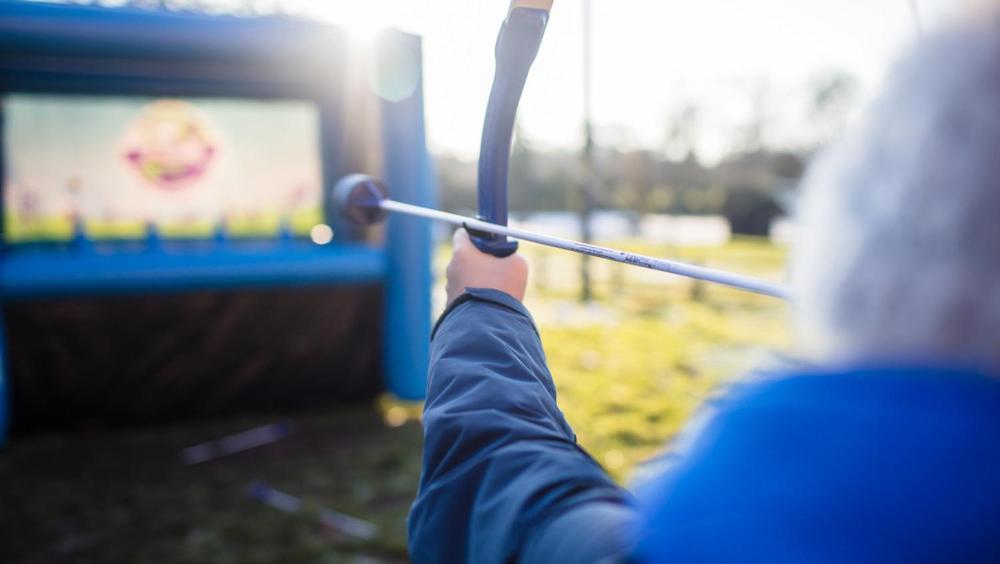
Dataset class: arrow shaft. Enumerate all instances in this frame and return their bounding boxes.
[378,199,791,300]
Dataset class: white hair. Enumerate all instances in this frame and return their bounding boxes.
[792,14,1000,366]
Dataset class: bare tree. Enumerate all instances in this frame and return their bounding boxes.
[663,103,700,162]
[808,70,859,147]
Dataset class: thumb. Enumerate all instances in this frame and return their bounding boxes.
[453,227,473,250]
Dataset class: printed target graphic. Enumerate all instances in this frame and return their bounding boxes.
[121,99,219,190]
[3,94,324,241]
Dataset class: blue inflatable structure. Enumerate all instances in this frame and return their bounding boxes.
[0,1,436,445]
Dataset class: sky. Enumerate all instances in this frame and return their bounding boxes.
[291,0,969,163]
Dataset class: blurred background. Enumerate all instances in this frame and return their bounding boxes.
[0,0,968,562]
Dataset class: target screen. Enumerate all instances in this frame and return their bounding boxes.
[3,94,324,242]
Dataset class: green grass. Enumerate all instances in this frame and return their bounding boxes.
[0,237,789,562]
[512,237,791,480]
[0,408,422,563]
[0,408,420,563]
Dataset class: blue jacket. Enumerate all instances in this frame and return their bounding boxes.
[408,289,1000,563]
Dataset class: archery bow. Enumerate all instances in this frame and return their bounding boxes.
[468,0,554,257]
[332,0,791,300]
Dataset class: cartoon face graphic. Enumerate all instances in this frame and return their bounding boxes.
[121,100,217,190]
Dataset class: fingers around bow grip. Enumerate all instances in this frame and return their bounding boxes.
[467,226,519,258]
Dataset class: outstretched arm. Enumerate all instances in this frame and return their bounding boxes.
[408,230,638,564]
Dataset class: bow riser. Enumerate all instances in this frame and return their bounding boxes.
[470,4,551,257]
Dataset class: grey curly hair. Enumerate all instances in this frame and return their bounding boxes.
[792,13,1000,366]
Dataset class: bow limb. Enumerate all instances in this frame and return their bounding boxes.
[470,0,553,257]
[510,0,554,11]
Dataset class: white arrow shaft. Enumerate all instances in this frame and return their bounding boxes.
[378,199,791,300]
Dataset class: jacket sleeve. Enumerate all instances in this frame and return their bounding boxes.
[408,288,639,564]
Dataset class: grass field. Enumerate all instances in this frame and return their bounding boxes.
[518,238,791,481]
[0,237,790,563]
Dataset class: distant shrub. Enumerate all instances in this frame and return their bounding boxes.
[722,189,783,236]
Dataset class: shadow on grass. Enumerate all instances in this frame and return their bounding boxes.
[0,406,422,564]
